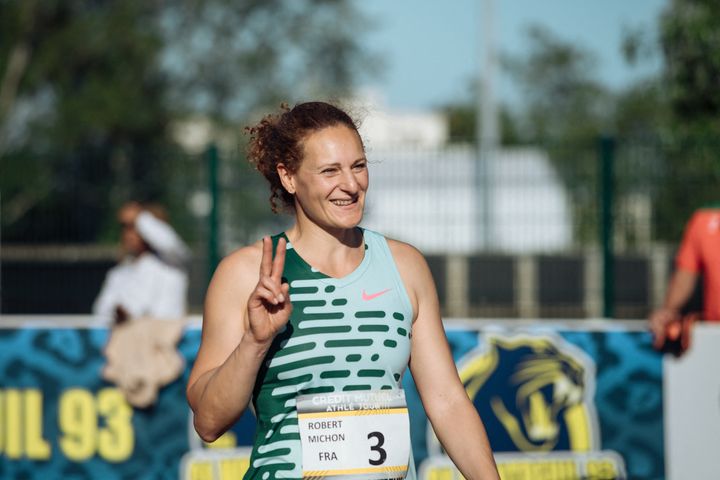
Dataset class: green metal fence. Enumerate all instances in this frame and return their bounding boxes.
[1,136,717,317]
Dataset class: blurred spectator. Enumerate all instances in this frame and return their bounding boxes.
[649,207,720,354]
[93,201,191,323]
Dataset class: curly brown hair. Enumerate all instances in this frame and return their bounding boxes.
[246,101,361,213]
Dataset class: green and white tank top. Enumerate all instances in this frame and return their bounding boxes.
[244,228,416,480]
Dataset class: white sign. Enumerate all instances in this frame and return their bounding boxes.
[664,323,720,480]
[297,390,410,479]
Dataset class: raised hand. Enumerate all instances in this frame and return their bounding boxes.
[245,237,292,344]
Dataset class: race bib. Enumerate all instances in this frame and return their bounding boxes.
[296,390,411,479]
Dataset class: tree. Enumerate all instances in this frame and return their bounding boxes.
[442,98,522,145]
[653,0,720,241]
[0,0,376,243]
[1,1,171,242]
[499,26,616,245]
[159,0,378,123]
[661,0,720,127]
[503,26,613,144]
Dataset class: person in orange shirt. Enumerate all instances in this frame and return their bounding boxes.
[649,207,720,353]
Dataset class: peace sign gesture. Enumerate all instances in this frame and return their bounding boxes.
[246,237,293,344]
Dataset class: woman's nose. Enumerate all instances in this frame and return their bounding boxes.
[339,169,359,191]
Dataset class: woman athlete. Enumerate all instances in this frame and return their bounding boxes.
[186,101,499,480]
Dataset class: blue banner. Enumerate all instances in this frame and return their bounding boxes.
[0,321,663,480]
[414,326,663,480]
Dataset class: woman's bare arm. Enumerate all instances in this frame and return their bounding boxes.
[186,237,291,441]
[389,241,499,480]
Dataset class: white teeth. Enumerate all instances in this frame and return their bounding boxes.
[331,199,353,206]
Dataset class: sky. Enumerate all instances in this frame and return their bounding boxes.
[356,0,669,112]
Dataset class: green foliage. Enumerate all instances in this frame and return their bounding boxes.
[653,136,720,242]
[0,0,374,243]
[2,2,167,148]
[159,0,377,122]
[661,0,720,125]
[652,0,720,241]
[490,17,720,247]
[0,1,169,242]
[500,26,617,245]
[504,26,614,145]
[443,103,521,145]
[613,81,670,138]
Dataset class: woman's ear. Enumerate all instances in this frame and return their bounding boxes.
[277,163,295,195]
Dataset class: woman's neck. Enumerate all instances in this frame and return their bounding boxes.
[285,223,364,278]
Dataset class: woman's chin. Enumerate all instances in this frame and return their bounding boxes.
[330,212,364,230]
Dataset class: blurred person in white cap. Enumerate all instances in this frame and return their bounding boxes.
[94,200,192,408]
[93,200,191,324]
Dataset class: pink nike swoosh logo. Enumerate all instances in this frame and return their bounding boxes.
[362,288,392,301]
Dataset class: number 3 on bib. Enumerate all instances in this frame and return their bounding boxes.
[297,390,411,479]
[367,431,387,466]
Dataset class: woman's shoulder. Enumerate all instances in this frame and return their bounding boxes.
[211,238,266,288]
[383,236,425,263]
[223,239,264,265]
[383,236,433,290]
[381,235,436,313]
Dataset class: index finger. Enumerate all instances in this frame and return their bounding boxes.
[260,236,273,277]
[272,237,287,282]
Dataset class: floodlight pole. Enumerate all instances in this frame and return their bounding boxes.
[476,0,498,251]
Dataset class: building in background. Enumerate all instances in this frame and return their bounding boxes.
[357,98,572,254]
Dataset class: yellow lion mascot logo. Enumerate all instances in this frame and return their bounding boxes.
[435,333,599,454]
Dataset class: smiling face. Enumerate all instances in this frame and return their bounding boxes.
[278,125,368,233]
